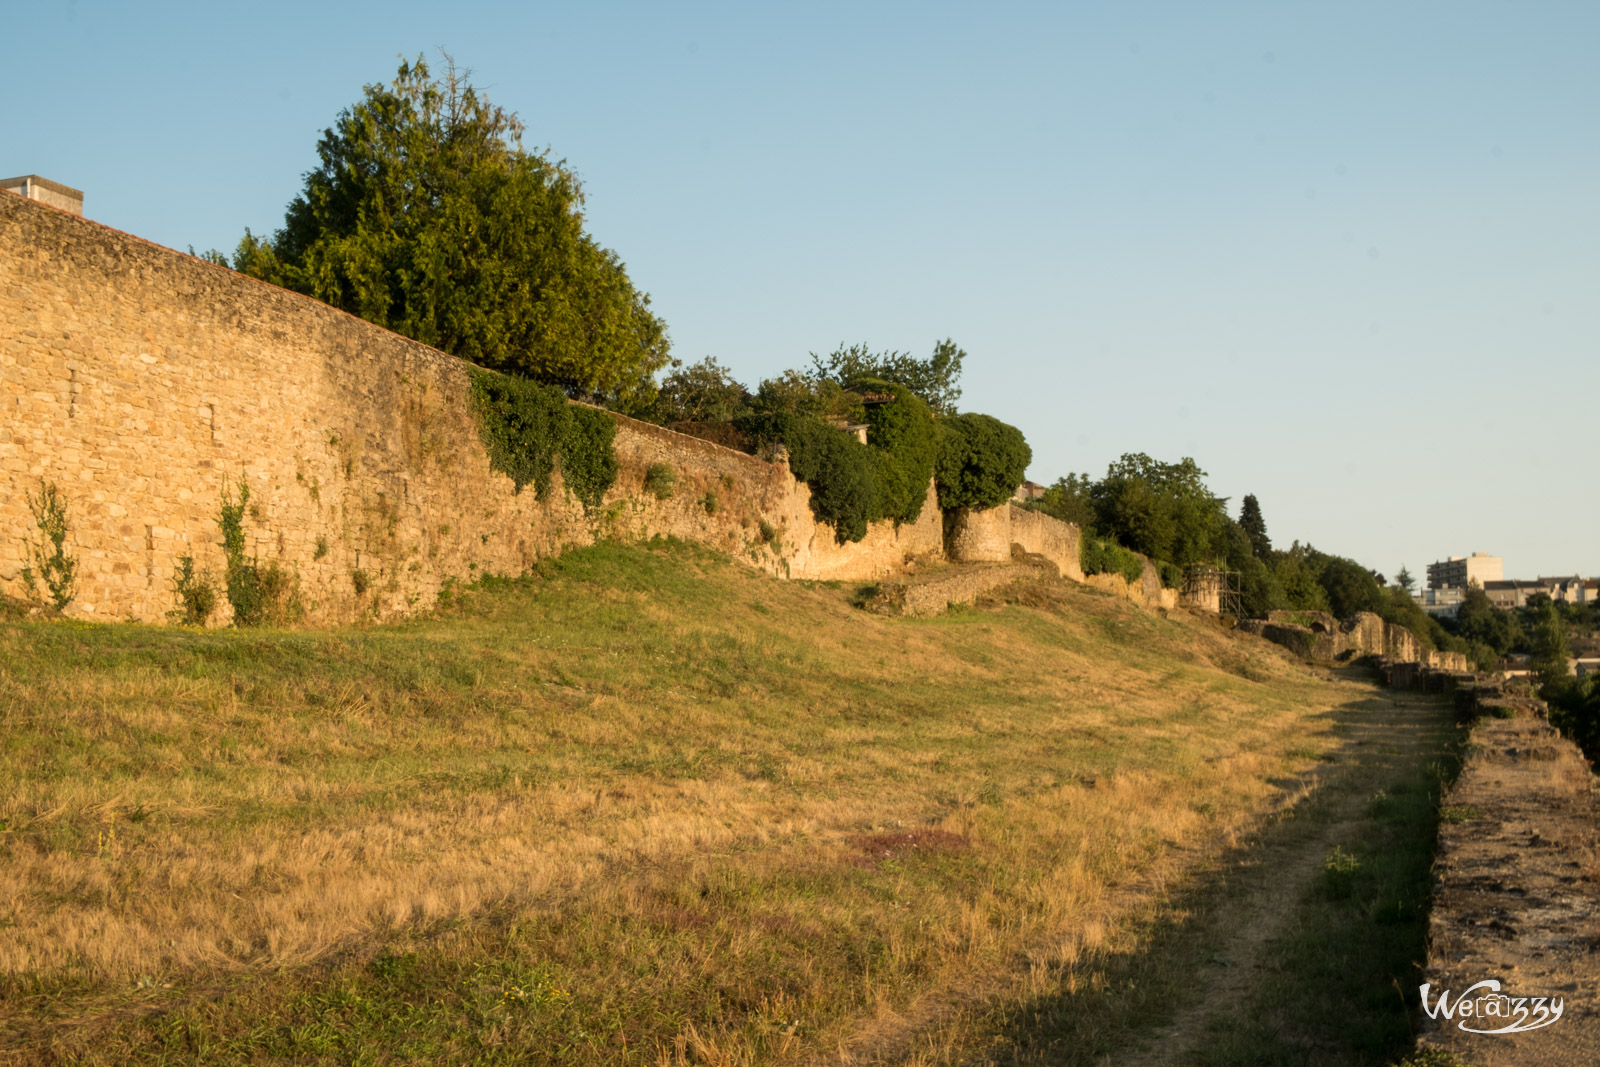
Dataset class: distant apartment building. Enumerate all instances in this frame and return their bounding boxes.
[1484,576,1600,611]
[1427,553,1503,590]
[1416,586,1469,618]
[0,175,83,215]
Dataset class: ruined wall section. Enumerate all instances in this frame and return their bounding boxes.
[952,502,1178,611]
[0,194,929,622]
[1238,611,1471,672]
[1004,504,1084,582]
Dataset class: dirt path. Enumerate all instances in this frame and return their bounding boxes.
[823,669,1461,1066]
[1113,674,1451,1065]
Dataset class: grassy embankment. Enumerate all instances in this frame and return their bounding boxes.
[0,540,1453,1064]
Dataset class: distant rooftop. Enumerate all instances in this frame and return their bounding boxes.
[1,174,83,216]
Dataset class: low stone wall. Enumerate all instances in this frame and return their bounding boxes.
[866,561,1043,618]
[945,502,1179,612]
[1239,611,1469,672]
[1414,701,1599,1064]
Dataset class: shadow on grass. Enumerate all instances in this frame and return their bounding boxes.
[961,678,1465,1067]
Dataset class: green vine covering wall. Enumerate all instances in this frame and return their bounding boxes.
[852,377,936,525]
[468,370,619,508]
[736,411,879,543]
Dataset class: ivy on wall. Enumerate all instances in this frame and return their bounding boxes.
[736,411,879,543]
[467,369,618,509]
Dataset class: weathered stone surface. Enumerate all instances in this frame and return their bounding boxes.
[1416,707,1600,1067]
[1006,504,1083,581]
[1240,611,1470,672]
[866,562,1041,618]
[0,194,936,622]
[943,505,1011,563]
[0,193,1190,624]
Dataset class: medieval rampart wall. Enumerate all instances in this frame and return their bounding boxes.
[1,192,1189,623]
[0,193,939,623]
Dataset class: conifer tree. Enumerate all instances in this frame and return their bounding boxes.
[234,55,669,408]
[1238,493,1271,558]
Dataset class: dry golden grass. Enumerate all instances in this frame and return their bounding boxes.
[0,540,1367,1064]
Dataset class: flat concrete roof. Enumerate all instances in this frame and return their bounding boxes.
[0,174,85,200]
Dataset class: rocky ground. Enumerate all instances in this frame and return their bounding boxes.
[1418,709,1600,1066]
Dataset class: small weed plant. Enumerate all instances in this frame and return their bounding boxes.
[644,463,677,499]
[20,478,77,610]
[218,479,300,626]
[167,555,218,625]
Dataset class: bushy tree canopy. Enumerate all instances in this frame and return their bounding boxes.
[933,413,1031,510]
[855,379,937,524]
[647,357,750,424]
[1089,454,1225,569]
[736,412,879,543]
[235,56,669,407]
[809,340,966,415]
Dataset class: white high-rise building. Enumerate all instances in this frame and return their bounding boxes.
[1427,553,1503,590]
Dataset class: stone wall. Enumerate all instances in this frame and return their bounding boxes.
[0,191,1195,625]
[1411,694,1599,1064]
[0,193,935,623]
[943,505,1012,564]
[1238,611,1471,672]
[1005,504,1084,582]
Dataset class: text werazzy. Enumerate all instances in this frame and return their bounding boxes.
[1420,980,1565,1035]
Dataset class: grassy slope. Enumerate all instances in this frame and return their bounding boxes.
[0,540,1407,1064]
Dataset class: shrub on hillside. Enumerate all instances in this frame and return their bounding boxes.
[934,413,1031,511]
[1081,537,1146,586]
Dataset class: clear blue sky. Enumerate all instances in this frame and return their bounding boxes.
[8,1,1597,580]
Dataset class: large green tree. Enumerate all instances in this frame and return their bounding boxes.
[647,357,750,424]
[235,56,669,407]
[1529,598,1573,687]
[1025,473,1096,531]
[1090,454,1225,568]
[1394,565,1416,594]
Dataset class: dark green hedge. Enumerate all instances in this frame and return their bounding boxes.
[853,377,936,524]
[934,413,1031,511]
[735,382,940,544]
[468,370,618,508]
[1081,537,1147,586]
[737,412,880,543]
